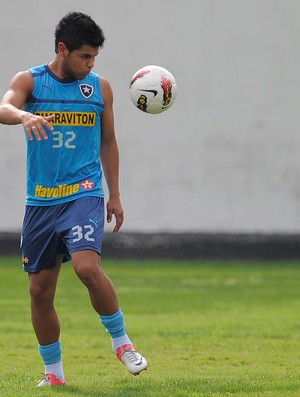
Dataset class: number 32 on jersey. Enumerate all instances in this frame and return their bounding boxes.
[52,130,76,149]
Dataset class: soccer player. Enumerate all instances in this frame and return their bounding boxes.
[0,12,147,387]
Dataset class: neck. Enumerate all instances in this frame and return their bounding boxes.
[47,60,76,82]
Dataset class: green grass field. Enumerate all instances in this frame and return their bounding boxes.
[0,257,300,396]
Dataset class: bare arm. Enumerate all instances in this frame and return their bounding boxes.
[100,77,124,233]
[0,71,54,140]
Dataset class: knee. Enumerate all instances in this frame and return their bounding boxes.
[72,252,106,288]
[29,281,54,304]
[74,263,103,287]
[29,283,44,300]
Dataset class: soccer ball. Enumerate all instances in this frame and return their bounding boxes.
[129,65,177,114]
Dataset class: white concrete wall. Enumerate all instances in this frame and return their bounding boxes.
[0,0,299,233]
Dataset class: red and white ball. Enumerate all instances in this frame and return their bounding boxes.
[129,65,177,114]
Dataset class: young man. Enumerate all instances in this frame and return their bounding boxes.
[0,12,147,387]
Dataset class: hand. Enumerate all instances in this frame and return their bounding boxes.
[21,113,55,141]
[106,196,124,233]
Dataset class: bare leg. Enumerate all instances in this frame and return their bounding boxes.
[71,250,148,375]
[29,259,62,345]
[71,250,119,315]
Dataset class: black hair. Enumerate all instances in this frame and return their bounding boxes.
[55,12,105,53]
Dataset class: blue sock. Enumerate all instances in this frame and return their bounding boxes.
[38,340,64,380]
[38,340,62,365]
[100,308,126,338]
[100,308,132,352]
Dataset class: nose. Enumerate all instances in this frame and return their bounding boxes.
[87,57,95,69]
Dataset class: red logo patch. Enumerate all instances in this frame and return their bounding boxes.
[81,180,95,190]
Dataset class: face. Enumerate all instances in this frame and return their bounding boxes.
[59,43,99,80]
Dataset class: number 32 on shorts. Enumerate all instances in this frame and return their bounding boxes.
[72,225,95,242]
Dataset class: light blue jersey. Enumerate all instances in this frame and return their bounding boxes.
[24,64,105,206]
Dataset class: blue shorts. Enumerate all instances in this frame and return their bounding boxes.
[21,196,104,273]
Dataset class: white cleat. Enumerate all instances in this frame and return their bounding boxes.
[116,344,148,375]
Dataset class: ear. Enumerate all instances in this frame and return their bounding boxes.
[57,42,69,57]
